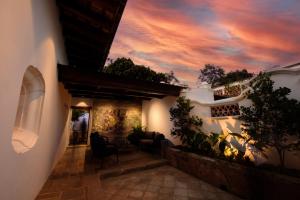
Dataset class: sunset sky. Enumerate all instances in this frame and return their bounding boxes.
[108,0,300,85]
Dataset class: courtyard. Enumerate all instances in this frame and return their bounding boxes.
[36,147,241,200]
[1,0,300,199]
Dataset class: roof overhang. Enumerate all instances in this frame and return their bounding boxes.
[58,64,184,100]
[57,0,127,71]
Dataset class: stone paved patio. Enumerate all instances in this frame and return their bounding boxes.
[36,147,242,200]
[99,166,242,200]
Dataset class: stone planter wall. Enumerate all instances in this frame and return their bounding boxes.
[165,147,300,200]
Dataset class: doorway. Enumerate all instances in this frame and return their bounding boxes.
[69,107,90,145]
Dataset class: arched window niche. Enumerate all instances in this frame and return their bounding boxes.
[12,66,45,154]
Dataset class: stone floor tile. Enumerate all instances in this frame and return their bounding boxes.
[126,197,142,200]
[103,187,117,195]
[110,194,129,200]
[188,198,204,200]
[124,183,138,190]
[143,191,158,199]
[174,195,189,200]
[61,187,86,200]
[164,180,176,188]
[134,184,148,191]
[159,187,174,195]
[36,147,242,200]
[117,189,132,197]
[149,178,163,186]
[85,186,104,200]
[201,191,218,200]
[216,192,242,200]
[129,190,144,198]
[157,194,174,200]
[35,192,61,200]
[146,185,160,192]
[138,177,152,184]
[175,181,187,189]
[82,174,100,187]
[187,189,202,198]
[174,188,188,197]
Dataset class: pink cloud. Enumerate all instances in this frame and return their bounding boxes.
[109,0,300,85]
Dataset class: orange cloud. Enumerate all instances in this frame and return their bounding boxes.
[109,0,300,85]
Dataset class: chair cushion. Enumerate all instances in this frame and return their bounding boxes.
[153,133,165,146]
[144,132,155,139]
[140,139,153,145]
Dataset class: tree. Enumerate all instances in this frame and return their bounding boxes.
[103,57,179,84]
[164,70,180,84]
[218,69,253,86]
[198,65,254,87]
[170,96,203,146]
[198,64,225,85]
[239,73,300,170]
[169,96,216,155]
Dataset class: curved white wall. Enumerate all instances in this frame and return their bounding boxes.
[185,66,300,169]
[270,71,300,101]
[0,0,71,199]
[142,65,300,169]
[12,66,46,154]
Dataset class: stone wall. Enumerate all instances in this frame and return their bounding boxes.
[165,147,300,200]
[92,99,142,137]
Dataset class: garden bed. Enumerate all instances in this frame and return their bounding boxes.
[165,147,300,200]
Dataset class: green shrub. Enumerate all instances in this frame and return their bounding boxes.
[127,125,145,145]
[170,96,215,155]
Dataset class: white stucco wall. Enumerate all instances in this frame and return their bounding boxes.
[185,67,300,169]
[0,0,71,199]
[185,84,214,103]
[142,96,181,145]
[188,68,300,136]
[268,68,300,169]
[186,85,251,134]
[143,66,300,169]
[270,71,300,101]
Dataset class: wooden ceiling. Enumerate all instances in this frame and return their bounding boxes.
[58,64,184,100]
[57,0,127,71]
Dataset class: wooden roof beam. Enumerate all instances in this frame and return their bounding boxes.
[58,64,184,97]
[65,84,168,97]
[67,55,101,68]
[64,38,103,53]
[57,0,113,32]
[72,93,151,101]
[68,89,166,99]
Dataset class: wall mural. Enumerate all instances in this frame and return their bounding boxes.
[92,100,142,137]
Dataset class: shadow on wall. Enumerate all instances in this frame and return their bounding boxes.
[191,101,242,134]
[49,83,71,169]
[30,0,69,168]
[31,0,67,64]
[203,113,300,169]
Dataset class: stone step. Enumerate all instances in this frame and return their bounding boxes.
[99,159,168,179]
[118,145,138,154]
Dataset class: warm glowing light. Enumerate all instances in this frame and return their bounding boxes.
[76,101,89,107]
